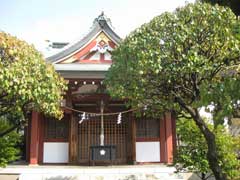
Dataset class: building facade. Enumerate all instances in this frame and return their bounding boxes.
[27,13,176,165]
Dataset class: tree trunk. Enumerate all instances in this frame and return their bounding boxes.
[201,173,205,180]
[175,97,227,180]
[175,95,227,180]
[192,110,227,180]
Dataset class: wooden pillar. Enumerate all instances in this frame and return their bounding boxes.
[126,112,136,164]
[66,87,78,164]
[160,116,166,163]
[69,114,78,164]
[131,115,136,164]
[165,112,173,164]
[126,114,132,164]
[171,113,177,157]
[65,87,72,108]
[38,115,44,164]
[29,111,40,165]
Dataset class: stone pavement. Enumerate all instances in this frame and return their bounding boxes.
[0,165,198,180]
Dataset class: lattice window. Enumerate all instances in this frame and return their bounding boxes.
[45,116,69,141]
[136,117,160,138]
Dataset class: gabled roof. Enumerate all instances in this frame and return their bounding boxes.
[46,12,121,64]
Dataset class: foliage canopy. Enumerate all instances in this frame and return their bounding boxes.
[0,32,67,123]
[106,2,240,180]
[201,0,240,16]
[106,3,240,112]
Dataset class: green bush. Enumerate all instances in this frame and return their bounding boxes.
[0,118,21,167]
[175,118,240,180]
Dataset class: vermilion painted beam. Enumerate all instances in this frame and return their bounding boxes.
[74,41,97,60]
[38,115,44,164]
[59,40,97,64]
[29,111,39,165]
[165,112,173,164]
[172,114,177,157]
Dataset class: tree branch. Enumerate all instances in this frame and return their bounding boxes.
[0,122,21,137]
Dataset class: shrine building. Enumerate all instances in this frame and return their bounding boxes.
[27,13,176,166]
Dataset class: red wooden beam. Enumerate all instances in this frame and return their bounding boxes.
[29,111,40,165]
[165,112,173,164]
[74,41,97,60]
[172,113,177,158]
[38,115,44,164]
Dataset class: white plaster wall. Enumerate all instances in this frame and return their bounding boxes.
[43,142,69,163]
[136,142,160,162]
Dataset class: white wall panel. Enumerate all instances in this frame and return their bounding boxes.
[43,142,69,163]
[136,142,160,162]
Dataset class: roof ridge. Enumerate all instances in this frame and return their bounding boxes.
[91,12,113,29]
[46,12,121,63]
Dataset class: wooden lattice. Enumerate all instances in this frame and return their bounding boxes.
[44,117,69,141]
[136,117,160,138]
[78,114,128,164]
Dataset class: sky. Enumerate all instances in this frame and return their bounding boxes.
[0,0,195,56]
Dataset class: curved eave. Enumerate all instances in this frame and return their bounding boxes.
[54,64,111,79]
[46,22,121,64]
[54,63,111,71]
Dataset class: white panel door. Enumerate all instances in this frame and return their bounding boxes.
[136,142,160,162]
[43,142,69,163]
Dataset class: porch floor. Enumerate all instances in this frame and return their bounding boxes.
[0,164,198,180]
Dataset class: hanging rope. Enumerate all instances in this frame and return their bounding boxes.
[63,106,141,116]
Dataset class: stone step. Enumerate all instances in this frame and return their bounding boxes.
[0,165,187,180]
[18,173,184,180]
[0,174,19,180]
